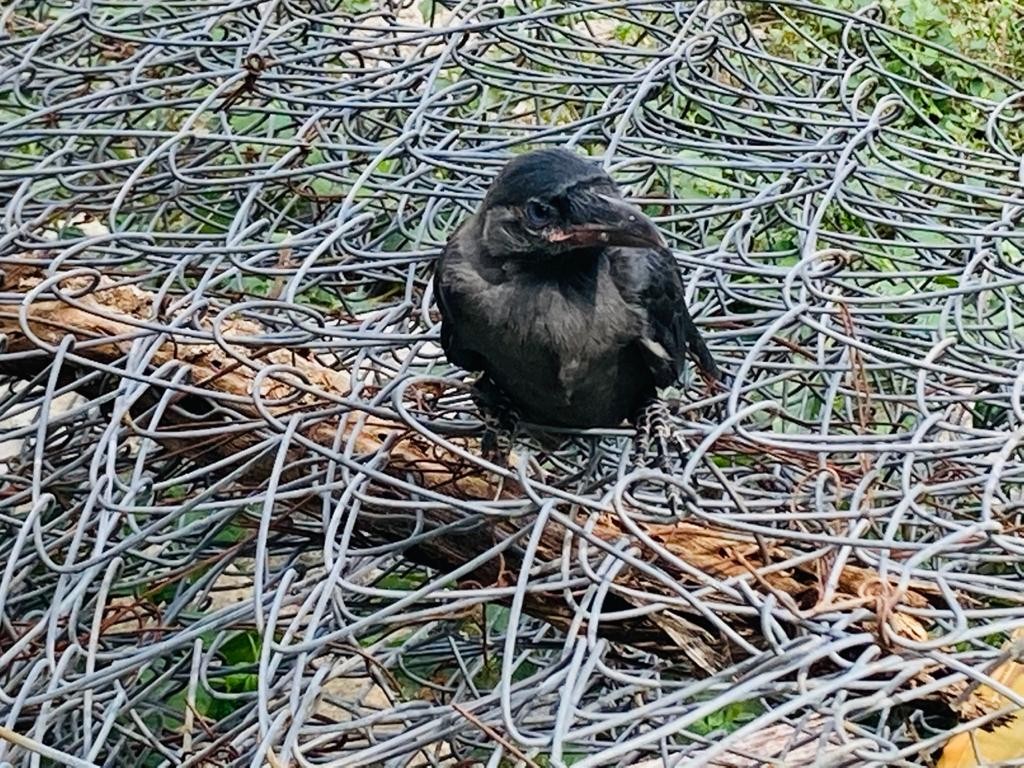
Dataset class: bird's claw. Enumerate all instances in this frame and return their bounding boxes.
[480,416,515,465]
[472,377,522,465]
[634,400,696,515]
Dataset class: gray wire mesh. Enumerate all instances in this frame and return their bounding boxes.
[2,0,1024,766]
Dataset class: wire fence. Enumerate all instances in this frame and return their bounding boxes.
[2,0,1024,765]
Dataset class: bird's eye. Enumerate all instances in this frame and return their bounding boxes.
[524,200,555,228]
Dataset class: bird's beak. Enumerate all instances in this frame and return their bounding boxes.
[546,195,665,250]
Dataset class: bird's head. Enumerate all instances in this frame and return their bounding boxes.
[477,148,665,262]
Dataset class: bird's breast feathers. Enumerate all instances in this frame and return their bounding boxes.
[453,258,637,347]
[444,255,642,403]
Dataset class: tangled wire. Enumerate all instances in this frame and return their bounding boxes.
[2,1,1024,766]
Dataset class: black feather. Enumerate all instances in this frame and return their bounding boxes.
[483,148,607,208]
[632,247,719,386]
[433,236,486,373]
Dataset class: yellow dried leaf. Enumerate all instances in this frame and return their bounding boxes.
[938,629,1024,768]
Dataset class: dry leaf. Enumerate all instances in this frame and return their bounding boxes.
[938,628,1024,768]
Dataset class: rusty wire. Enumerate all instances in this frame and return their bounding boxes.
[2,0,1024,766]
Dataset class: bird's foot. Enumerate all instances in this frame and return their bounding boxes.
[635,399,685,465]
[472,377,521,465]
[633,399,694,515]
[480,413,515,465]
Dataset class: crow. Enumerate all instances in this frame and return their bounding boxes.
[434,147,719,460]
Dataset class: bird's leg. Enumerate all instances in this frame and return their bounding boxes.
[471,377,520,465]
[633,399,693,515]
[635,398,683,471]
[480,412,515,465]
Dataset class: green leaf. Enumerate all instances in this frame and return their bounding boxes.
[672,151,729,198]
[907,228,954,247]
[614,22,639,42]
[1002,241,1023,265]
[298,286,344,310]
[218,672,259,693]
[218,630,262,665]
[239,275,272,296]
[689,700,765,736]
[166,485,188,500]
[309,175,339,197]
[341,0,375,13]
[486,604,512,633]
[213,522,247,544]
[376,569,428,591]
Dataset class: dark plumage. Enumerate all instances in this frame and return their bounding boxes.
[434,147,718,436]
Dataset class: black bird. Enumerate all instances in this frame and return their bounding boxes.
[434,147,719,456]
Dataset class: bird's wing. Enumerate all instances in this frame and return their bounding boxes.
[433,233,487,372]
[626,248,719,388]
